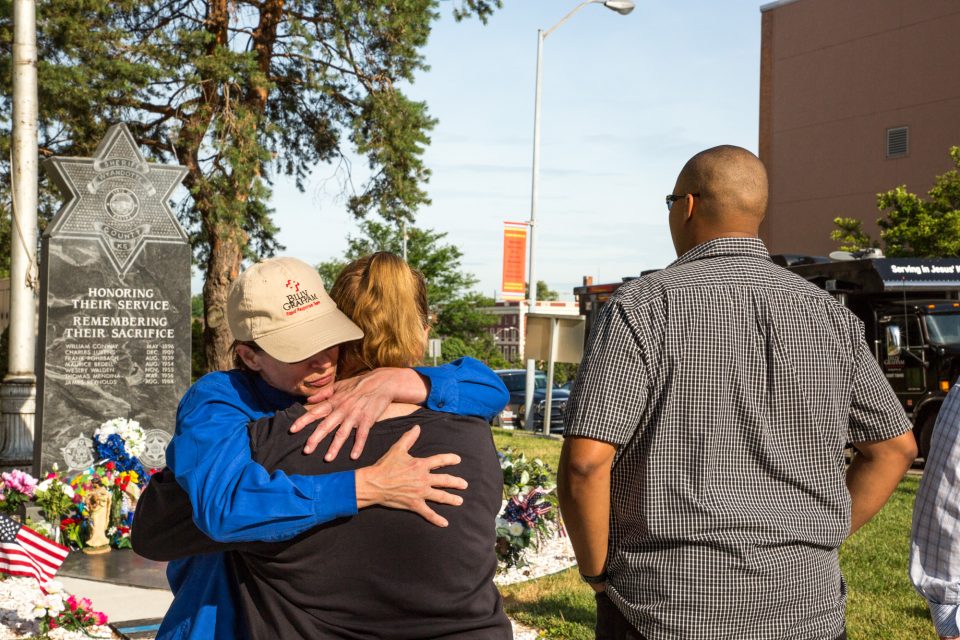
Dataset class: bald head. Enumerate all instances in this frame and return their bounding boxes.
[669,145,769,255]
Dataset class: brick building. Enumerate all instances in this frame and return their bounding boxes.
[481,300,579,362]
[759,0,960,256]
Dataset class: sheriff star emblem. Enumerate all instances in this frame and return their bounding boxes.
[44,124,188,278]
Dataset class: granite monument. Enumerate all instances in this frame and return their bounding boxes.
[34,124,190,474]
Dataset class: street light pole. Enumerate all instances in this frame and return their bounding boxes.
[521,26,545,431]
[521,0,635,432]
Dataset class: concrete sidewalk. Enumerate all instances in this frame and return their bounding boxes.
[58,577,171,638]
[57,552,171,639]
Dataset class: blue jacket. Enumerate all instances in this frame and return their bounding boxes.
[157,358,508,640]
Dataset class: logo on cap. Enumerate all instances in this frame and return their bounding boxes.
[283,286,321,315]
[285,279,301,292]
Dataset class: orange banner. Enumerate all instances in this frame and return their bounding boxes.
[501,221,528,301]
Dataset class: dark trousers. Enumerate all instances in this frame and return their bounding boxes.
[594,591,848,640]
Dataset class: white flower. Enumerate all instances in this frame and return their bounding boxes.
[36,477,75,500]
[44,581,63,595]
[508,522,525,537]
[94,417,147,458]
[45,595,65,615]
[30,591,65,619]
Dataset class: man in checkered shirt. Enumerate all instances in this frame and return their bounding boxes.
[559,145,917,639]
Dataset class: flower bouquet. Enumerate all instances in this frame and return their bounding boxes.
[28,580,110,638]
[34,467,76,544]
[40,417,153,551]
[93,417,147,478]
[495,449,562,570]
[0,469,38,520]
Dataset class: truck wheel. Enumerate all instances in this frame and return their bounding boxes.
[917,412,937,460]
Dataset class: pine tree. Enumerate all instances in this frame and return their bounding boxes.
[0,0,500,370]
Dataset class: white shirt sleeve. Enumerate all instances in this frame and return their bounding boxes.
[911,384,960,637]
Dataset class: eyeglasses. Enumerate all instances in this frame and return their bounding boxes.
[665,193,700,211]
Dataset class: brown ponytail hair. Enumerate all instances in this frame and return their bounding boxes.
[330,252,429,378]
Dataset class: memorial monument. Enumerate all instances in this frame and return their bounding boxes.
[34,124,190,474]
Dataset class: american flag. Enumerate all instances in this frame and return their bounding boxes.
[0,514,69,585]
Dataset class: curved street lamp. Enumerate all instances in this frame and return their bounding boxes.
[522,0,635,431]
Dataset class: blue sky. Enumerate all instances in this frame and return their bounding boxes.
[257,0,766,301]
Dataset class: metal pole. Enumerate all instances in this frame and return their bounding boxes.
[542,317,560,435]
[1,0,39,466]
[521,0,632,431]
[523,29,545,430]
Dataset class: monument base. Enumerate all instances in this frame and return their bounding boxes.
[59,548,169,590]
[0,375,36,467]
[83,544,113,556]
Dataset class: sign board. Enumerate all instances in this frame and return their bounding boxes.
[524,313,585,364]
[501,221,527,301]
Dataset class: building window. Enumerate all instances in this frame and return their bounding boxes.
[886,126,909,158]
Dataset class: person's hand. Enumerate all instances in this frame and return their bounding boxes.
[290,369,410,460]
[354,425,467,528]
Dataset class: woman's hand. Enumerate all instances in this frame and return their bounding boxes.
[354,425,467,527]
[290,368,429,460]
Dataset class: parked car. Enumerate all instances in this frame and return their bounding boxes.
[492,369,569,434]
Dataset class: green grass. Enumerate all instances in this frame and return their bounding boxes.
[840,475,935,640]
[501,568,596,640]
[492,427,563,471]
[491,428,936,639]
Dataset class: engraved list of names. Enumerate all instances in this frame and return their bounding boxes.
[62,287,178,387]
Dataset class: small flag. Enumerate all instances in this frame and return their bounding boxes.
[0,514,69,585]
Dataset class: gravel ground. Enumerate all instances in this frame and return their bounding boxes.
[495,529,577,587]
[0,577,117,640]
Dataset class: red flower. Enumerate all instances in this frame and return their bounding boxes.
[105,461,116,471]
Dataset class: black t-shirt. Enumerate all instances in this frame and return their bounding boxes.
[230,405,512,639]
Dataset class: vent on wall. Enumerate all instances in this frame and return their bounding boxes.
[886,126,909,158]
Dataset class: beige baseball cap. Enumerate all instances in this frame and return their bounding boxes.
[227,257,363,363]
